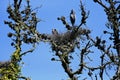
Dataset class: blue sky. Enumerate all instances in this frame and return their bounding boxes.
[0,0,112,80]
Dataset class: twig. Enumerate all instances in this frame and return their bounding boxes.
[20,47,35,57]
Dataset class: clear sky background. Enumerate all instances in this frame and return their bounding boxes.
[0,0,112,80]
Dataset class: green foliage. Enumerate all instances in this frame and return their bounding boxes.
[0,47,21,80]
